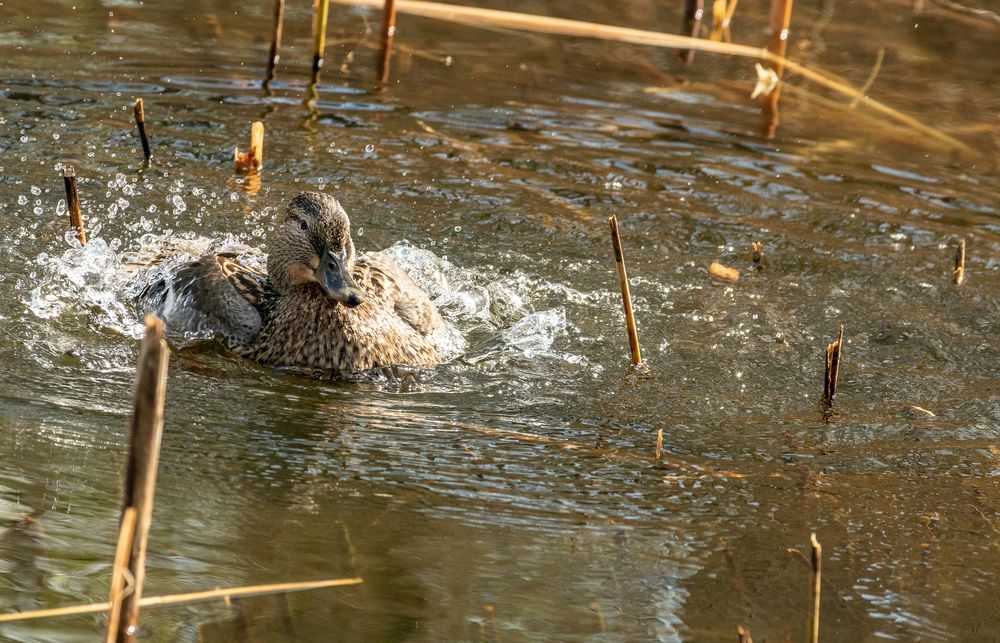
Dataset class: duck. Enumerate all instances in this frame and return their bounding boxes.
[138,192,445,373]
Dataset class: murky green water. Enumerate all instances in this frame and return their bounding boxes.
[1,0,999,640]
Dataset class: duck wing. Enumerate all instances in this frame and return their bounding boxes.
[142,253,273,348]
[356,252,445,338]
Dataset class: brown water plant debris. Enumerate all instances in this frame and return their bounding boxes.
[61,166,86,245]
[133,99,151,161]
[266,0,286,83]
[377,0,399,86]
[822,325,844,406]
[234,121,264,175]
[609,215,642,366]
[655,428,663,460]
[751,62,779,99]
[737,625,753,643]
[953,238,966,285]
[751,242,765,271]
[809,533,822,643]
[709,261,740,282]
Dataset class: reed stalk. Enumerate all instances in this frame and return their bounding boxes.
[113,316,169,643]
[313,0,332,74]
[325,0,971,154]
[762,0,794,139]
[61,166,86,245]
[0,578,363,624]
[234,121,264,175]
[132,99,151,160]
[377,0,399,86]
[266,0,287,86]
[953,238,965,285]
[609,215,642,366]
[679,0,704,63]
[822,325,844,406]
[104,508,137,643]
[809,533,822,643]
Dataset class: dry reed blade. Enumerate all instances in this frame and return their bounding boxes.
[61,166,86,245]
[809,533,822,643]
[324,0,971,154]
[234,121,264,175]
[679,0,704,63]
[132,99,151,161]
[377,0,399,86]
[104,507,137,643]
[822,325,844,406]
[313,0,332,74]
[609,215,642,366]
[113,316,169,643]
[761,0,794,139]
[953,238,966,285]
[265,0,287,87]
[0,578,363,624]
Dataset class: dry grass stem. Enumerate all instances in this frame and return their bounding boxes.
[234,121,265,175]
[0,578,363,624]
[679,0,705,63]
[953,238,966,285]
[104,508,137,643]
[266,0,287,84]
[822,325,844,406]
[132,99,151,160]
[378,0,399,86]
[809,533,822,643]
[709,261,740,282]
[61,166,86,245]
[313,0,332,74]
[609,215,642,366]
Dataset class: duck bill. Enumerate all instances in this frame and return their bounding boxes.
[317,248,365,308]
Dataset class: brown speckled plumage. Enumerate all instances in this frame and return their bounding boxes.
[144,192,444,373]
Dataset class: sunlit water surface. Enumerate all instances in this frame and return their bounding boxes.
[1,0,999,640]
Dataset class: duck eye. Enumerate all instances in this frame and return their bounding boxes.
[298,220,309,231]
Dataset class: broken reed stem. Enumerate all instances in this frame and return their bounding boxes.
[114,316,169,643]
[822,324,844,406]
[679,0,704,63]
[0,578,364,624]
[234,121,265,175]
[266,0,287,83]
[655,428,663,460]
[762,0,794,139]
[953,238,965,285]
[132,99,151,161]
[809,533,822,643]
[377,0,399,86]
[737,625,753,643]
[104,508,137,643]
[609,216,642,366]
[327,0,971,154]
[312,0,332,74]
[61,166,86,245]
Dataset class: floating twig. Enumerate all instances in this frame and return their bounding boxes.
[953,238,966,285]
[61,166,86,245]
[679,0,704,63]
[0,577,363,624]
[112,316,169,643]
[737,625,753,643]
[655,428,663,460]
[104,508,137,643]
[312,0,332,75]
[133,99,151,161]
[377,0,399,86]
[761,0,794,139]
[809,533,822,643]
[234,121,264,175]
[751,242,765,272]
[822,325,844,406]
[709,261,740,283]
[609,215,642,366]
[266,0,287,86]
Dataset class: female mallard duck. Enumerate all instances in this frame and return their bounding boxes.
[142,192,445,372]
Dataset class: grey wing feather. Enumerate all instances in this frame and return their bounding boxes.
[143,254,266,347]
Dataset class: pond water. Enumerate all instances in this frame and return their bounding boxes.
[1,0,999,640]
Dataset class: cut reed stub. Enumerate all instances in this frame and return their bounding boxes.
[312,0,332,74]
[808,532,822,643]
[761,0,794,139]
[61,166,86,245]
[266,0,287,83]
[234,121,265,175]
[608,215,642,366]
[822,325,844,406]
[377,0,398,86]
[953,238,965,285]
[133,98,151,160]
[751,242,765,272]
[709,261,740,283]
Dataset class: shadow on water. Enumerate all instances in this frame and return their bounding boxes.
[0,0,999,640]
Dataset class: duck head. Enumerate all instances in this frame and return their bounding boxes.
[268,192,366,308]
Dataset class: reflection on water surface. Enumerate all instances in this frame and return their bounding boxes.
[1,0,998,640]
